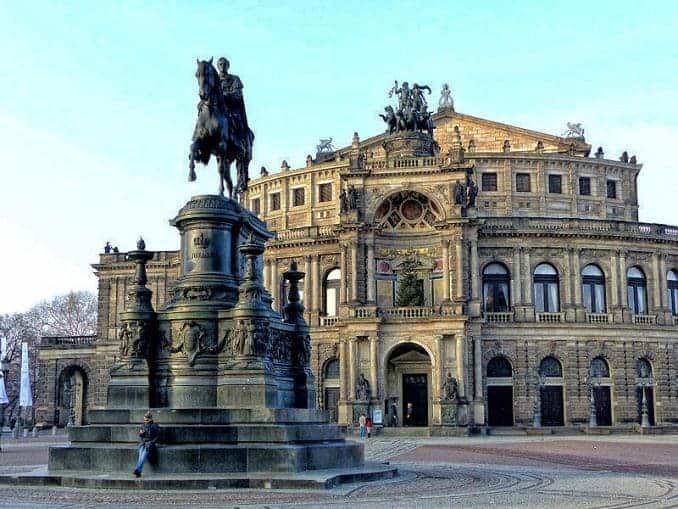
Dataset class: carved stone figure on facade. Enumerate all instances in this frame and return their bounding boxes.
[339,189,348,213]
[620,151,629,163]
[454,180,467,205]
[466,175,478,208]
[411,83,431,113]
[104,242,112,253]
[389,81,412,111]
[438,83,454,111]
[441,372,458,401]
[348,186,358,210]
[629,155,637,164]
[356,373,370,400]
[260,166,268,176]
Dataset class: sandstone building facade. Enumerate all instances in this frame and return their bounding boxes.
[37,105,678,431]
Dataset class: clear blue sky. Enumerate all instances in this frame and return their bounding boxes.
[1,1,676,313]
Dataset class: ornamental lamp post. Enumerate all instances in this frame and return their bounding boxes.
[638,376,653,429]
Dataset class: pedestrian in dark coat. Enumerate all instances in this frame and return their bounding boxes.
[133,411,160,477]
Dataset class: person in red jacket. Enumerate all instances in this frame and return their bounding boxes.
[365,416,373,438]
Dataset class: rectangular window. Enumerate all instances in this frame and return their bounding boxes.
[270,192,281,211]
[318,183,333,203]
[579,176,591,196]
[292,187,305,206]
[481,173,497,192]
[548,174,562,194]
[606,180,617,199]
[250,198,260,215]
[376,279,394,308]
[516,173,531,192]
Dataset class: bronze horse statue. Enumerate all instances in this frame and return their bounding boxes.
[188,59,252,199]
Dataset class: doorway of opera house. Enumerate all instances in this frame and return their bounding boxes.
[386,342,431,427]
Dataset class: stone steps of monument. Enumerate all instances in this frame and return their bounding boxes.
[1,463,398,490]
[88,407,330,425]
[49,440,364,474]
[69,424,347,444]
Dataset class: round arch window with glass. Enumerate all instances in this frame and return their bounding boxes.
[590,357,610,378]
[582,264,606,313]
[533,263,560,312]
[627,266,647,314]
[539,356,563,377]
[323,268,341,317]
[668,269,678,315]
[483,262,510,312]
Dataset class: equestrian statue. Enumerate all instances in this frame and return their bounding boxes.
[188,57,254,200]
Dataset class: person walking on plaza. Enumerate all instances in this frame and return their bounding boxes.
[133,412,160,477]
[365,415,373,438]
[358,413,367,440]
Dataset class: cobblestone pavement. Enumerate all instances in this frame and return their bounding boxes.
[2,433,678,508]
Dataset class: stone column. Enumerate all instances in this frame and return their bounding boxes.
[348,337,357,402]
[523,248,532,304]
[272,258,280,311]
[311,255,320,313]
[304,256,311,312]
[473,335,485,425]
[455,238,464,300]
[263,260,270,293]
[652,253,662,312]
[659,254,668,308]
[340,244,348,304]
[434,335,444,400]
[338,338,347,400]
[369,336,379,400]
[469,237,480,317]
[366,241,376,303]
[442,240,451,302]
[455,334,466,400]
[573,249,582,304]
[619,250,629,322]
[350,242,359,303]
[512,246,522,304]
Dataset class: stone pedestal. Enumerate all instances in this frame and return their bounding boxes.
[47,195,393,487]
[440,402,458,426]
[382,131,437,158]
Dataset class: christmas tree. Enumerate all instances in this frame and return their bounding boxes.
[396,259,424,306]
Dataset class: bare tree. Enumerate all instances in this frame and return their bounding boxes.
[0,291,97,426]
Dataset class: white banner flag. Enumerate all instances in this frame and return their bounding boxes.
[0,373,8,405]
[19,342,32,407]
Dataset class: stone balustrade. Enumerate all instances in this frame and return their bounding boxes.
[41,335,97,347]
[319,316,338,327]
[272,225,336,242]
[586,313,612,324]
[633,314,657,325]
[536,312,564,323]
[484,312,514,323]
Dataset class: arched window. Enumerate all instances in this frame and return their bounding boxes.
[590,357,610,378]
[627,266,647,314]
[636,358,652,379]
[487,356,513,378]
[668,270,678,315]
[533,263,560,312]
[324,358,340,379]
[539,356,563,377]
[483,263,510,312]
[323,268,341,317]
[582,264,606,313]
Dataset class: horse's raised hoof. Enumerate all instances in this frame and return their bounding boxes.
[188,168,196,182]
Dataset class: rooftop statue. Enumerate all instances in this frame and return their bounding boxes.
[381,80,434,136]
[562,122,585,139]
[316,137,335,153]
[188,57,254,200]
[438,83,454,111]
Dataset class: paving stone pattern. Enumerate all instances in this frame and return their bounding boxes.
[2,434,678,508]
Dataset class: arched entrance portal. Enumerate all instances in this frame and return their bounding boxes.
[487,356,514,426]
[57,366,87,427]
[386,343,431,427]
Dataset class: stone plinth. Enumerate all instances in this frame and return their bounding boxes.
[382,131,437,158]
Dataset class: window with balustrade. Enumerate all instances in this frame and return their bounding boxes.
[323,268,341,317]
[483,263,510,313]
[668,270,678,315]
[627,266,647,314]
[582,264,606,313]
[533,263,560,312]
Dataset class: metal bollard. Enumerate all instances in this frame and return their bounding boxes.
[32,426,37,438]
[22,428,28,438]
[51,425,57,436]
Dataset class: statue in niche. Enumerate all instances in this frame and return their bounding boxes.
[340,189,349,213]
[454,180,467,205]
[441,372,458,401]
[466,175,478,208]
[356,373,371,401]
[348,186,358,210]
